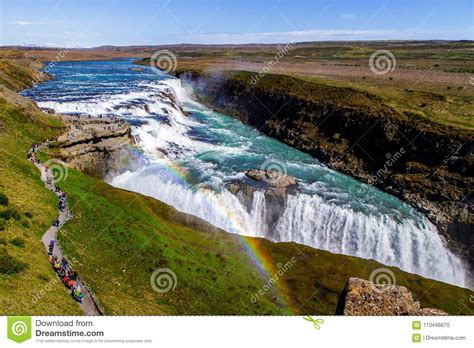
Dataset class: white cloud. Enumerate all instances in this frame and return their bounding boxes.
[177,29,409,44]
[9,20,63,26]
[161,27,472,44]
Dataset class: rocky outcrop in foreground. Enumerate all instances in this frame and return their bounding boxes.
[336,278,448,316]
[55,114,133,178]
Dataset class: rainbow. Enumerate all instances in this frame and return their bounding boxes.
[238,236,298,314]
[136,153,298,314]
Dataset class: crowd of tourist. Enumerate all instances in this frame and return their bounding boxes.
[28,143,86,304]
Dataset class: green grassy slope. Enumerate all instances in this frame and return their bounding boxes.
[0,94,82,315]
[0,60,46,91]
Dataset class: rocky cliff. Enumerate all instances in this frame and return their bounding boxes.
[336,277,448,315]
[174,69,473,265]
[54,114,134,178]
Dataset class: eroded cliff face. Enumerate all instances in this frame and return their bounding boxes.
[174,69,473,261]
[54,114,134,179]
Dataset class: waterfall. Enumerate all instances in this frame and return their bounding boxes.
[272,193,464,285]
[249,191,267,238]
[110,161,466,287]
[111,79,466,288]
[24,61,468,289]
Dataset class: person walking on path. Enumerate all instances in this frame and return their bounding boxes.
[30,143,102,316]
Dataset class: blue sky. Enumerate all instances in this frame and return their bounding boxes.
[1,0,472,46]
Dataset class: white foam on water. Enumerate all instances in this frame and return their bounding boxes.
[36,75,469,288]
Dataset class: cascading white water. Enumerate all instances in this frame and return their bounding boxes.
[27,61,468,288]
[272,193,462,283]
[250,191,267,238]
[111,165,466,287]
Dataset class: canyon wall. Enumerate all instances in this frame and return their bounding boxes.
[175,69,473,263]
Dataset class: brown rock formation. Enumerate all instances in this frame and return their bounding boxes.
[245,169,297,188]
[55,114,134,178]
[336,277,448,316]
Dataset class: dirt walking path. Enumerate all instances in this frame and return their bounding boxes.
[31,143,102,316]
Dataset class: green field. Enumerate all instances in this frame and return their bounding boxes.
[0,94,82,315]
